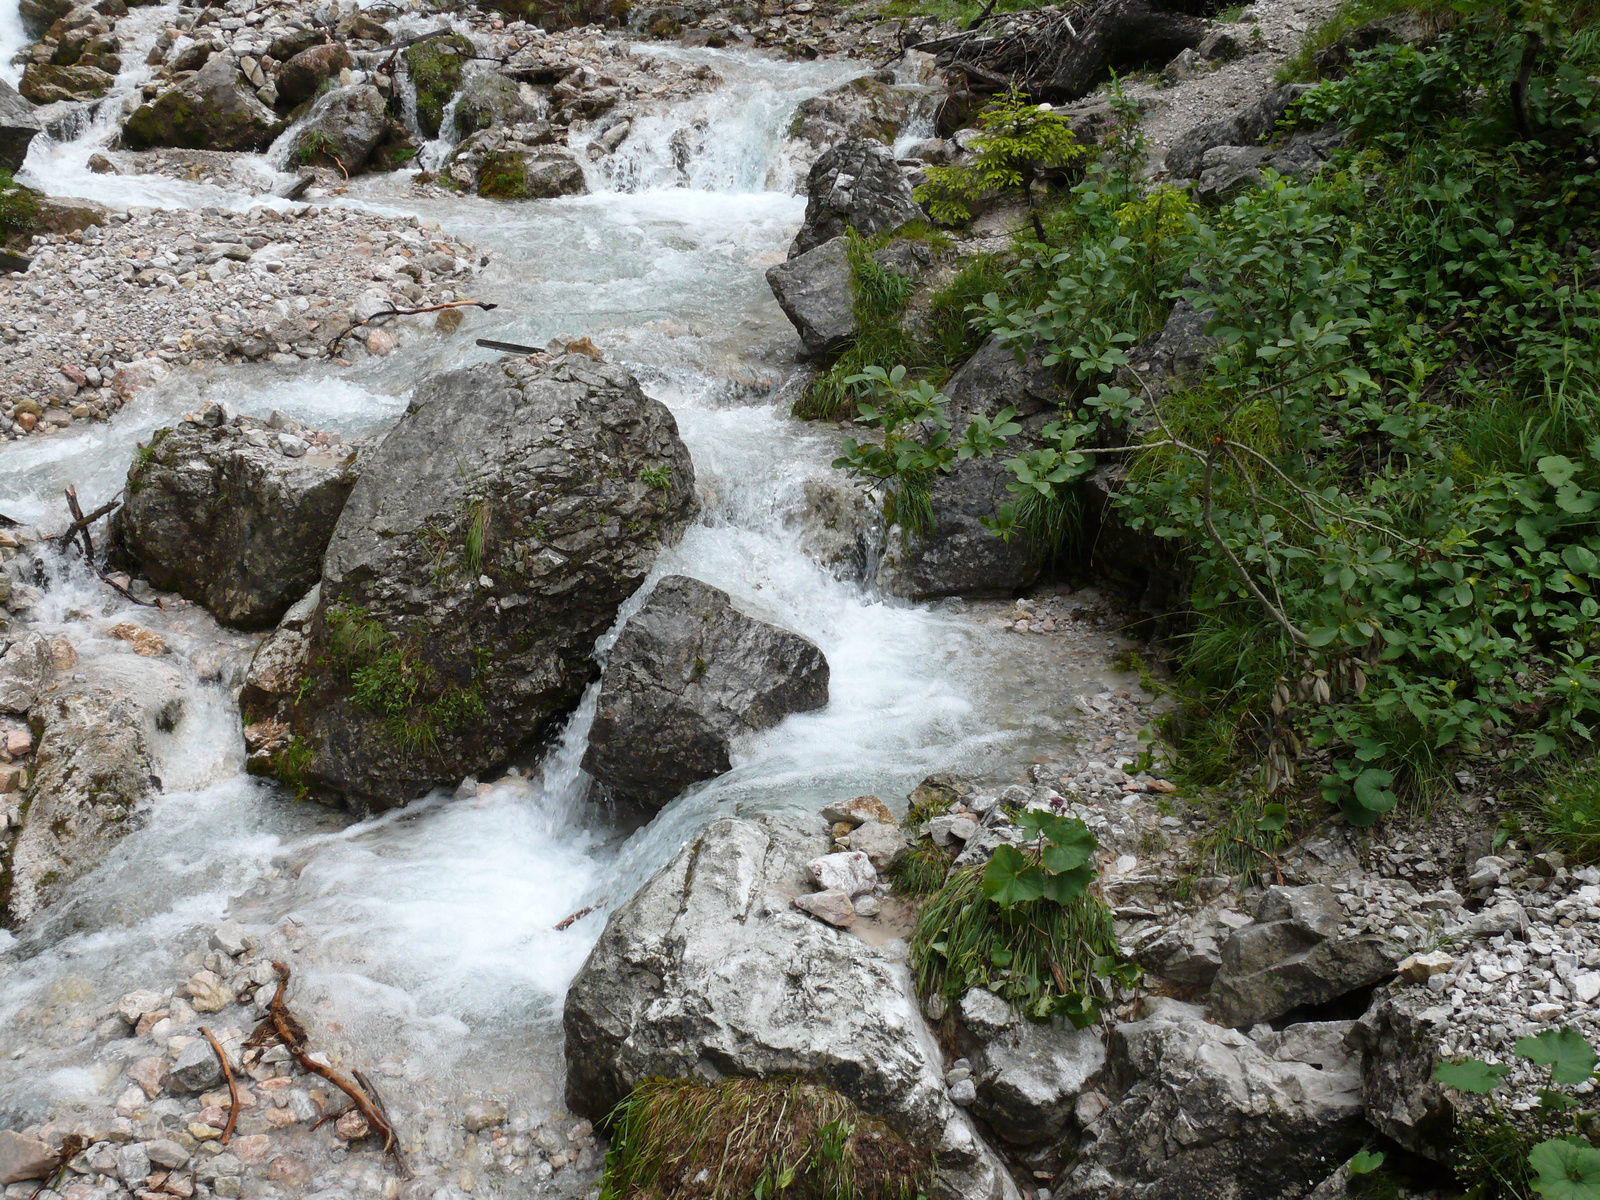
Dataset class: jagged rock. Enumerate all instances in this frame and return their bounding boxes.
[453,72,542,137]
[0,80,42,173]
[290,85,389,173]
[582,575,829,809]
[1060,1000,1367,1200]
[798,476,878,579]
[767,235,930,359]
[848,820,908,872]
[273,42,348,107]
[239,585,319,774]
[1347,982,1455,1161]
[563,816,1021,1200]
[875,336,1062,599]
[1134,903,1231,988]
[19,62,114,104]
[2,673,170,927]
[1196,145,1269,197]
[0,1132,55,1185]
[116,420,358,630]
[0,633,52,713]
[169,1038,225,1093]
[19,0,72,37]
[957,987,1106,1145]
[1163,83,1312,179]
[790,138,921,259]
[241,356,696,809]
[122,55,285,151]
[476,146,585,199]
[1209,885,1400,1028]
[785,76,920,184]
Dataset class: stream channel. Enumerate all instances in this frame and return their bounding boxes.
[0,13,1131,1190]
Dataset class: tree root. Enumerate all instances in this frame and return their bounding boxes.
[246,961,410,1177]
[199,1025,241,1145]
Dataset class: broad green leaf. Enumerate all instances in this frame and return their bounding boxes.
[1433,1058,1511,1094]
[981,844,1045,908]
[1256,803,1287,832]
[1059,991,1100,1029]
[1348,1150,1386,1175]
[1352,768,1398,813]
[1563,545,1600,576]
[990,946,1014,967]
[1515,1027,1599,1085]
[1529,1137,1600,1200]
[1040,864,1093,904]
[1539,456,1579,487]
[1042,820,1098,873]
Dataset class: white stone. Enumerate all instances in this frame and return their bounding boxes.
[806,851,876,897]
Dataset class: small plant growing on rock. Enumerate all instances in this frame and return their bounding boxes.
[1435,1026,1600,1199]
[917,87,1086,241]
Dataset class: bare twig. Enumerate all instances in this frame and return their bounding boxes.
[53,486,163,607]
[199,1026,241,1145]
[327,300,498,356]
[554,905,596,930]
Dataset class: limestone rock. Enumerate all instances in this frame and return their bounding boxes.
[170,1037,225,1093]
[477,145,585,198]
[0,632,52,713]
[453,72,542,138]
[0,79,42,173]
[581,575,829,809]
[794,888,855,928]
[785,76,919,180]
[117,420,357,630]
[1163,83,1312,179]
[1060,1002,1366,1200]
[291,85,390,174]
[848,820,908,872]
[767,235,930,359]
[0,1131,56,1185]
[789,138,920,259]
[274,42,349,107]
[19,62,114,103]
[243,356,696,809]
[563,816,1019,1200]
[957,990,1106,1146]
[122,55,285,152]
[1347,982,1455,1161]
[807,850,876,896]
[1209,885,1400,1028]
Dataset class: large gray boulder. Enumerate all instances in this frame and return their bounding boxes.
[767,235,930,360]
[1163,83,1312,179]
[122,55,285,151]
[875,336,1056,599]
[1347,982,1455,1161]
[290,85,390,173]
[1209,885,1400,1028]
[790,138,921,259]
[117,418,358,630]
[240,355,697,809]
[582,575,829,810]
[1060,1000,1367,1200]
[453,72,543,138]
[563,816,1020,1200]
[0,80,41,173]
[274,42,350,107]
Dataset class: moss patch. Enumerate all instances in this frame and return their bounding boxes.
[405,33,473,139]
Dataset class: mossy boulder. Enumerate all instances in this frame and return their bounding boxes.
[452,72,540,138]
[477,146,585,198]
[275,41,349,108]
[19,62,114,103]
[292,84,390,173]
[404,32,473,138]
[122,55,285,151]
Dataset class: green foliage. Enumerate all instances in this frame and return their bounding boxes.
[1349,1150,1386,1175]
[640,464,673,489]
[464,500,489,578]
[1530,1139,1600,1200]
[296,128,337,167]
[917,87,1086,235]
[1277,0,1458,82]
[890,837,954,896]
[910,811,1122,1023]
[274,737,316,801]
[598,1076,930,1200]
[404,33,473,139]
[0,172,37,241]
[1536,757,1600,863]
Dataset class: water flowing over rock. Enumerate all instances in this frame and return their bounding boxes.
[116,416,359,630]
[452,72,543,137]
[563,816,1021,1200]
[786,74,921,174]
[789,138,921,259]
[1209,884,1400,1028]
[0,81,42,173]
[122,54,286,151]
[290,85,392,174]
[582,575,829,810]
[241,354,696,809]
[1060,1000,1367,1200]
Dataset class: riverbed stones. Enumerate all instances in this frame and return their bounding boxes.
[243,355,696,808]
[0,632,52,713]
[563,815,1020,1200]
[581,575,829,809]
[0,1131,55,1185]
[122,54,285,152]
[116,415,359,630]
[789,138,920,259]
[1209,884,1401,1027]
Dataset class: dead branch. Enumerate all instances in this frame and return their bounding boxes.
[249,961,409,1177]
[54,486,163,608]
[199,1026,241,1145]
[554,905,596,931]
[327,300,498,356]
[475,337,544,356]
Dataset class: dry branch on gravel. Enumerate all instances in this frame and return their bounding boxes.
[912,0,1208,99]
[199,1025,242,1145]
[326,299,498,356]
[246,961,410,1177]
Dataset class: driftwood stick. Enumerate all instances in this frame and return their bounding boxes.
[327,300,498,355]
[199,1026,241,1145]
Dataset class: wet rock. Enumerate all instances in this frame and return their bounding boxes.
[1209,885,1400,1028]
[476,145,586,199]
[807,850,876,897]
[0,80,42,173]
[798,476,878,579]
[464,1100,507,1132]
[31,193,109,234]
[274,41,349,107]
[956,988,1105,1146]
[848,821,908,872]
[563,816,1019,1200]
[0,632,52,713]
[19,62,114,103]
[116,418,358,630]
[239,585,318,773]
[291,85,391,174]
[823,794,895,826]
[404,33,474,139]
[581,575,829,809]
[169,1037,226,1093]
[767,234,930,359]
[786,75,919,168]
[1060,1001,1366,1200]
[789,138,920,259]
[123,55,286,152]
[1163,83,1312,179]
[1347,982,1454,1161]
[0,1131,56,1185]
[245,356,696,808]
[453,72,542,138]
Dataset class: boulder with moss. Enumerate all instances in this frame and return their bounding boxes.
[404,33,474,139]
[122,55,285,151]
[290,85,392,174]
[789,138,921,260]
[452,72,543,137]
[241,354,697,809]
[19,62,114,104]
[0,80,41,172]
[475,145,585,199]
[274,41,349,107]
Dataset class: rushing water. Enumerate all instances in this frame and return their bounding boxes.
[0,17,1111,1179]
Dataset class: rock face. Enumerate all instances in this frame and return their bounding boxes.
[1209,885,1400,1028]
[0,80,42,173]
[291,85,391,173]
[274,42,349,107]
[19,62,114,104]
[475,145,585,199]
[117,418,359,630]
[241,355,697,808]
[957,987,1105,1146]
[1347,983,1455,1161]
[123,55,285,151]
[790,138,921,259]
[582,575,829,809]
[1061,1001,1367,1200]
[876,336,1056,599]
[1163,83,1312,179]
[767,235,930,359]
[785,76,920,184]
[564,816,1019,1200]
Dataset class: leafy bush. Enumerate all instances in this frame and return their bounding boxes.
[1537,758,1600,863]
[599,1077,930,1200]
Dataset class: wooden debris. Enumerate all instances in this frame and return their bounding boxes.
[327,299,498,355]
[198,1026,241,1145]
[554,905,596,931]
[51,486,162,608]
[475,337,544,356]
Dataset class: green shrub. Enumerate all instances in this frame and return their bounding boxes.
[0,171,37,241]
[1537,758,1600,864]
[599,1077,930,1200]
